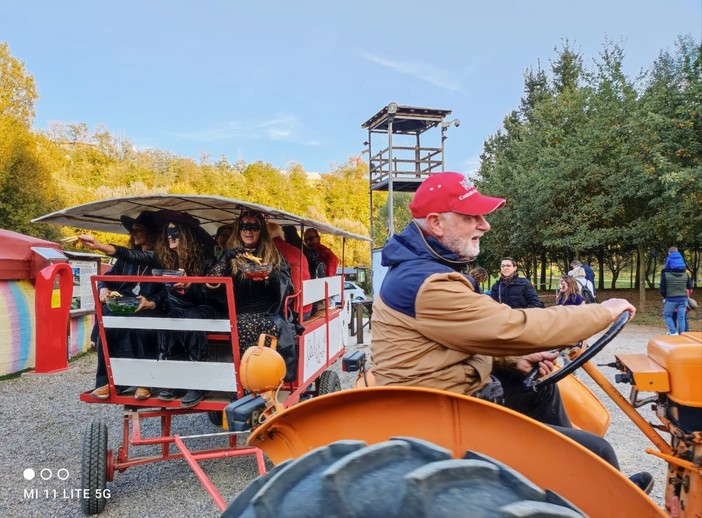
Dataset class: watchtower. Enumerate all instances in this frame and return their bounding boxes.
[361,102,459,237]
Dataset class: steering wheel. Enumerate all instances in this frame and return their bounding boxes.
[522,312,630,391]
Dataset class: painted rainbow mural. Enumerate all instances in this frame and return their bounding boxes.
[0,280,35,375]
[0,280,93,376]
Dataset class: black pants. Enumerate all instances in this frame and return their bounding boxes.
[94,306,158,388]
[158,305,218,361]
[493,369,619,469]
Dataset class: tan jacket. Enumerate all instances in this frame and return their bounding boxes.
[371,271,612,396]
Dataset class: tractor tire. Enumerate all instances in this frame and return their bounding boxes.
[223,438,584,517]
[317,370,341,396]
[80,419,108,515]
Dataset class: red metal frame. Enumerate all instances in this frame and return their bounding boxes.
[81,271,347,512]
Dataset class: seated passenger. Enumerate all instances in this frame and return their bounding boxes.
[283,225,320,279]
[79,210,161,400]
[268,222,313,319]
[214,224,234,259]
[208,210,301,380]
[303,228,339,278]
[136,210,220,407]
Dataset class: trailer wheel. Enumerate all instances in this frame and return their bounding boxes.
[223,438,584,517]
[207,410,223,427]
[80,419,108,515]
[317,370,341,396]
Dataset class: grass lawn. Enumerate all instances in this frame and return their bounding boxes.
[538,287,701,331]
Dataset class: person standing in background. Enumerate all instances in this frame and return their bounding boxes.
[570,260,596,299]
[556,276,585,306]
[468,267,488,294]
[556,275,586,370]
[490,257,544,308]
[660,247,692,335]
[571,266,596,303]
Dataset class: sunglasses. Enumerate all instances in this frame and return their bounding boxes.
[166,226,181,240]
[240,223,261,232]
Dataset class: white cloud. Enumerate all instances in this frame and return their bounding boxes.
[462,155,482,179]
[173,115,315,145]
[267,128,291,140]
[361,51,463,92]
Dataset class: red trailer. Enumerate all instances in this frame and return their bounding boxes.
[33,195,369,514]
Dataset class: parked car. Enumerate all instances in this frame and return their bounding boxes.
[332,281,367,305]
[344,281,367,300]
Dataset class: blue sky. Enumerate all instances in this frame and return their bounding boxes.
[1,1,700,175]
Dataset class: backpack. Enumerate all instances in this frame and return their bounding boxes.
[577,279,596,303]
[303,246,324,278]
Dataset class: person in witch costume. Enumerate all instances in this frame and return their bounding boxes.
[134,209,220,407]
[208,209,303,381]
[79,210,161,400]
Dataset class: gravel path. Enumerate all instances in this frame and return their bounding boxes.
[0,322,670,517]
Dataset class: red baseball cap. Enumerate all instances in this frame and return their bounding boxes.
[409,172,506,217]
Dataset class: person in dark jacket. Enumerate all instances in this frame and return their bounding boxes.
[137,210,219,407]
[208,210,301,381]
[80,211,161,400]
[660,247,692,335]
[303,228,339,278]
[490,257,544,308]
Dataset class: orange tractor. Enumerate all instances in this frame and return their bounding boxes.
[223,318,702,517]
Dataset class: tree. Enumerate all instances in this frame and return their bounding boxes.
[0,117,63,239]
[638,35,702,248]
[0,42,37,126]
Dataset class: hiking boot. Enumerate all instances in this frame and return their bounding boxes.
[181,390,208,408]
[90,384,110,399]
[134,387,151,400]
[629,472,654,495]
[158,389,178,401]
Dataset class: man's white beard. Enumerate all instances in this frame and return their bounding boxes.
[443,233,480,263]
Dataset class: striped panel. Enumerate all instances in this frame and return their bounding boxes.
[0,280,36,375]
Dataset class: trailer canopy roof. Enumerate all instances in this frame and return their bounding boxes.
[32,194,370,241]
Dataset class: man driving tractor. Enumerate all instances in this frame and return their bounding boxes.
[370,172,653,493]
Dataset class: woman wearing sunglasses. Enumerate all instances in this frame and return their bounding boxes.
[208,210,300,380]
[135,210,220,407]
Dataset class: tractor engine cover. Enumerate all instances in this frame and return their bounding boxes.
[648,332,702,433]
